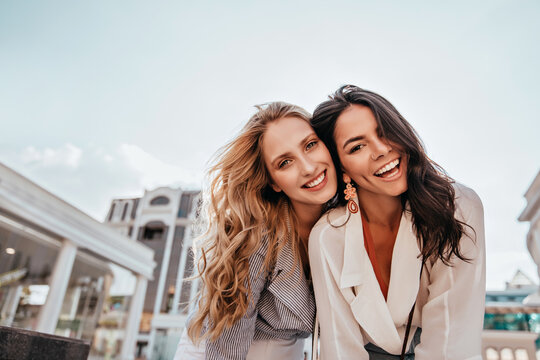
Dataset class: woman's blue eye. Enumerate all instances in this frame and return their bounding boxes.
[279,159,291,168]
[306,140,317,150]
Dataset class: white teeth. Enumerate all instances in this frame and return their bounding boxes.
[375,159,400,176]
[305,172,325,188]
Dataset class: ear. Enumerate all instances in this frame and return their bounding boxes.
[271,183,282,193]
[343,173,351,184]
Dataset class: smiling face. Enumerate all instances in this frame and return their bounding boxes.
[334,104,408,201]
[262,116,337,212]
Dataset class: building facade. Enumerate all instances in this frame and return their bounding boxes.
[520,169,540,289]
[0,162,155,360]
[480,169,540,358]
[104,186,200,360]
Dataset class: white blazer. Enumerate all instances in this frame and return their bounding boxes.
[309,183,485,360]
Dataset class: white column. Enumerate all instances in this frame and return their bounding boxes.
[61,286,82,337]
[146,217,177,360]
[76,283,93,339]
[121,274,148,360]
[0,285,23,326]
[188,227,200,313]
[526,215,540,281]
[146,328,158,360]
[171,225,191,314]
[35,240,77,334]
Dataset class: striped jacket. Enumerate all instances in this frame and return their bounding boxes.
[205,237,315,359]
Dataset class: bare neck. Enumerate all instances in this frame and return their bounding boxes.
[291,202,323,243]
[357,190,402,230]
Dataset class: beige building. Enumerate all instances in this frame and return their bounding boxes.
[104,187,200,360]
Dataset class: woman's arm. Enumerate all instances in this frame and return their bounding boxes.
[415,185,486,360]
[309,223,369,360]
[204,244,268,360]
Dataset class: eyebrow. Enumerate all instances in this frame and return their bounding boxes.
[342,135,365,150]
[271,133,314,166]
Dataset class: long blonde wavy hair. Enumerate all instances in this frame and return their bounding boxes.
[187,102,311,343]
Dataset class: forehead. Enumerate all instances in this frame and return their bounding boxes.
[334,104,377,143]
[262,116,313,159]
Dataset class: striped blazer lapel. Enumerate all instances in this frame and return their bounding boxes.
[267,239,315,330]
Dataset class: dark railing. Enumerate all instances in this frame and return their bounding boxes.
[0,326,90,360]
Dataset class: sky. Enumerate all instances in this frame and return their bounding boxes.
[1,0,539,290]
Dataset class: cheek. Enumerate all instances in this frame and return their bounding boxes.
[341,156,369,177]
[321,148,333,163]
[336,152,348,170]
[274,171,297,190]
[401,163,409,185]
[339,157,352,175]
[313,147,332,166]
[267,169,285,190]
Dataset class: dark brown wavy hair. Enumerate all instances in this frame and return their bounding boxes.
[311,85,469,264]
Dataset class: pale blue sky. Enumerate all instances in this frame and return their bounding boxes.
[1,0,539,289]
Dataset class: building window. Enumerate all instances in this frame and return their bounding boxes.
[131,198,139,219]
[174,226,185,243]
[138,221,167,241]
[121,203,129,221]
[107,203,116,221]
[143,227,163,240]
[178,192,198,218]
[150,196,170,206]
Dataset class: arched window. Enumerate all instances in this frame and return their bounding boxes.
[150,196,170,206]
[139,221,167,241]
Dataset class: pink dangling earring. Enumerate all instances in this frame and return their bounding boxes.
[343,174,359,214]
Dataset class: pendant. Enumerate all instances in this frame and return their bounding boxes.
[348,199,358,214]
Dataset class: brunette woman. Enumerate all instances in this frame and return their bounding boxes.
[309,85,485,359]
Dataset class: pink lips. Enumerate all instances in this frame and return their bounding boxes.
[373,158,400,177]
[303,170,328,191]
[375,160,403,182]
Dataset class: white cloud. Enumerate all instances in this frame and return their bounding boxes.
[103,154,114,163]
[118,143,202,190]
[1,143,204,221]
[20,143,82,169]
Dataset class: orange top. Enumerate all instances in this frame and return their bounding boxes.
[361,212,389,300]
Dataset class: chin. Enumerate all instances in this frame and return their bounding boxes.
[393,185,408,197]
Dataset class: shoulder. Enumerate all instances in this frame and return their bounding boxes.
[311,206,348,236]
[309,206,348,250]
[453,182,484,221]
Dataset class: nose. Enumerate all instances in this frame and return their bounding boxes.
[371,138,392,161]
[299,154,316,176]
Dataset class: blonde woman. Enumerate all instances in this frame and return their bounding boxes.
[175,102,337,359]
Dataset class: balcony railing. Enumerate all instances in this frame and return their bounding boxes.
[483,330,538,360]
